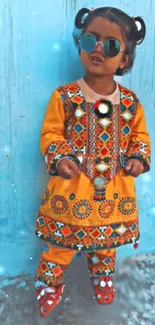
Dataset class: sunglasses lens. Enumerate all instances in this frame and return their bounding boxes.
[103,39,121,57]
[80,33,96,53]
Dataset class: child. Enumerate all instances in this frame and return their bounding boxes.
[35,7,151,318]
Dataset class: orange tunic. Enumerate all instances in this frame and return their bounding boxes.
[36,81,151,252]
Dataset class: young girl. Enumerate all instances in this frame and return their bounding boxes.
[35,7,151,318]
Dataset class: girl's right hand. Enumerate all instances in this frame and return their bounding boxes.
[56,158,80,179]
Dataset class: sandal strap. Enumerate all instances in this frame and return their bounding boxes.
[37,284,65,317]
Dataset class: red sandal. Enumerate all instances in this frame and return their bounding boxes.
[36,284,65,318]
[92,275,115,305]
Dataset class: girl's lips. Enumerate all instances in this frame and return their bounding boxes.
[90,54,104,64]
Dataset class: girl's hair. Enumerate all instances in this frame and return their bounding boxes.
[74,7,146,75]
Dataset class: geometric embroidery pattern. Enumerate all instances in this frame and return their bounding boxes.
[36,212,139,251]
[58,83,137,202]
[125,141,151,169]
[35,251,116,286]
[36,257,68,287]
[87,251,116,275]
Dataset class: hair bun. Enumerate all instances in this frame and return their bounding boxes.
[134,16,146,45]
[75,8,90,29]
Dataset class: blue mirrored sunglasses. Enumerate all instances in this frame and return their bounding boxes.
[79,33,124,58]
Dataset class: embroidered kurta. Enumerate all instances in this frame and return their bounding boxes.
[36,81,151,252]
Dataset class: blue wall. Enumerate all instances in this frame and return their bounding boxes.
[0,0,155,279]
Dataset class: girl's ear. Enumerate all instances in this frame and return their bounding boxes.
[119,54,129,70]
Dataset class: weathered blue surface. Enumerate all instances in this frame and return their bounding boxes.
[0,0,155,278]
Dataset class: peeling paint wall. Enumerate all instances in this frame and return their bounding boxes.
[0,0,155,278]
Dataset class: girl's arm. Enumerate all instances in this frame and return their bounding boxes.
[125,101,151,173]
[40,89,78,175]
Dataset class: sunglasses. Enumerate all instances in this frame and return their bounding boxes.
[79,33,124,58]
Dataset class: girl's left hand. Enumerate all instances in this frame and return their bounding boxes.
[125,158,144,178]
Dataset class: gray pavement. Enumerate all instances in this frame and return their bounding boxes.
[0,254,155,325]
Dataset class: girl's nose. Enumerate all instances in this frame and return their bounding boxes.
[95,42,102,53]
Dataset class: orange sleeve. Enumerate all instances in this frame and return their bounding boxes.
[40,89,78,175]
[126,101,151,172]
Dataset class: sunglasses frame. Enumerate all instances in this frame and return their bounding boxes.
[79,33,124,58]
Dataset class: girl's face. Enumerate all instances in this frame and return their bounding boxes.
[80,17,128,77]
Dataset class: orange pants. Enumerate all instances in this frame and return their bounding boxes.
[36,243,116,287]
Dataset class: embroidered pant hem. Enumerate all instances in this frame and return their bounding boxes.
[35,243,116,287]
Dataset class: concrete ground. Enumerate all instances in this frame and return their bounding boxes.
[0,254,155,325]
